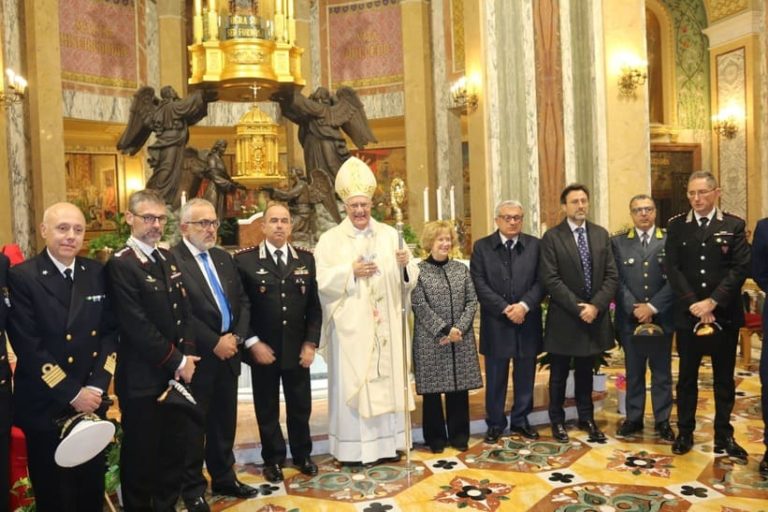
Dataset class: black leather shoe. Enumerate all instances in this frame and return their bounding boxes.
[578,419,606,441]
[295,457,318,476]
[510,423,540,440]
[262,464,284,483]
[714,436,748,461]
[451,441,469,451]
[655,421,676,442]
[430,444,445,454]
[759,450,768,476]
[551,423,569,443]
[616,420,643,438]
[212,479,259,498]
[183,496,210,512]
[484,426,503,443]
[672,433,693,455]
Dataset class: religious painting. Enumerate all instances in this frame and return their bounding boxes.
[65,153,119,232]
[351,147,407,223]
[650,143,701,227]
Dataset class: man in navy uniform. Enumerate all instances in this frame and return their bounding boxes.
[611,195,675,442]
[470,200,544,443]
[106,189,200,511]
[1,252,12,512]
[235,203,322,483]
[752,215,768,475]
[172,198,257,511]
[7,202,117,512]
[664,171,750,458]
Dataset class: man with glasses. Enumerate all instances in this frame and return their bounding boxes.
[470,200,544,444]
[611,195,675,442]
[172,198,257,511]
[235,203,322,482]
[314,157,419,466]
[7,202,117,511]
[106,189,200,510]
[664,171,750,458]
[540,184,618,443]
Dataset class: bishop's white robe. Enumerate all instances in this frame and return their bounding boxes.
[315,217,419,463]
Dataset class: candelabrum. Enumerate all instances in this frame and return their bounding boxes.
[712,116,738,139]
[1,69,27,108]
[617,65,647,97]
[449,76,478,114]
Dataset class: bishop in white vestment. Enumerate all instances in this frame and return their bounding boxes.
[315,157,419,464]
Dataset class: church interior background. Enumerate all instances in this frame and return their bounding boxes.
[2,0,768,510]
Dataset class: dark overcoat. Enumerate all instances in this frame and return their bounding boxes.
[540,220,618,356]
[470,231,544,359]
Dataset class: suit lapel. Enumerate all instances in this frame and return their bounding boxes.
[67,259,90,327]
[559,222,583,274]
[37,252,70,309]
[179,243,218,311]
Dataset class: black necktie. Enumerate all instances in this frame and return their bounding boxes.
[641,232,649,247]
[505,239,514,253]
[274,249,284,274]
[699,217,709,229]
[151,249,165,276]
[63,268,73,289]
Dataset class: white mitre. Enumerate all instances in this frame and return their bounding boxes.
[335,157,377,201]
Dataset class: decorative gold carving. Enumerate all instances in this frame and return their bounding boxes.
[41,363,67,388]
[234,106,284,188]
[707,0,749,23]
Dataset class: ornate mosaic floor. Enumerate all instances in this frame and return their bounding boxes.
[194,358,768,511]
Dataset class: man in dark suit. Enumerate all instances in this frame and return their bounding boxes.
[235,203,322,483]
[106,189,200,511]
[470,200,544,443]
[1,253,12,512]
[540,184,618,443]
[665,171,750,458]
[7,202,117,512]
[752,216,768,474]
[611,195,675,442]
[172,198,257,511]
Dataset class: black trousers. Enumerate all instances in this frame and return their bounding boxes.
[251,363,312,465]
[676,327,737,438]
[22,427,105,512]
[1,389,9,512]
[421,391,469,449]
[182,360,238,500]
[548,354,595,424]
[120,396,188,512]
[484,355,536,429]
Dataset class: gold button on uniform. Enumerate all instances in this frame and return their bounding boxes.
[68,356,74,364]
[283,320,287,325]
[282,306,287,311]
[66,334,72,341]
[92,352,98,357]
[91,330,97,336]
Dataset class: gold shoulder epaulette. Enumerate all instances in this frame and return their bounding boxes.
[293,245,314,254]
[234,245,257,255]
[667,212,685,223]
[114,246,131,257]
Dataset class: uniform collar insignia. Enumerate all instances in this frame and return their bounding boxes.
[256,268,268,275]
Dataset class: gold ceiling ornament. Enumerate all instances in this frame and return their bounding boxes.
[233,105,285,187]
[188,0,305,102]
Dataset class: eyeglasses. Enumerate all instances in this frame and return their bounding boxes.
[185,219,220,229]
[132,212,168,225]
[686,189,715,199]
[630,207,655,214]
[497,215,524,223]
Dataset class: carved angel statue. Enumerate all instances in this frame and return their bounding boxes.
[272,86,377,179]
[262,167,340,244]
[182,139,246,220]
[117,85,217,208]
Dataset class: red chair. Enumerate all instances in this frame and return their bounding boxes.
[739,281,764,366]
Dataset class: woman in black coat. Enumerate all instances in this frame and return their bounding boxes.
[412,221,482,453]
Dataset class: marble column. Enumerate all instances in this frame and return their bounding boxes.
[157,0,187,95]
[25,0,67,252]
[401,0,436,235]
[704,9,763,227]
[602,0,651,230]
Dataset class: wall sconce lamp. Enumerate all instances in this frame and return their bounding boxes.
[0,69,27,108]
[617,65,647,97]
[712,109,741,139]
[449,76,478,114]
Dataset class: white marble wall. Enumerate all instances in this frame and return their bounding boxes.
[716,48,747,218]
[2,0,33,255]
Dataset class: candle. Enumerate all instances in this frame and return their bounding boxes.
[276,0,283,15]
[194,0,202,16]
[209,0,216,12]
[436,186,443,220]
[449,185,456,220]
[181,191,187,206]
[288,0,294,18]
[423,187,429,223]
